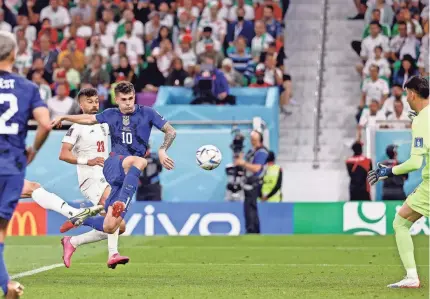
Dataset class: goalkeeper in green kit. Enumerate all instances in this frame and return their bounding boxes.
[367,76,429,289]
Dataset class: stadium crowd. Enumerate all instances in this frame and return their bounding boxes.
[350,0,429,142]
[0,0,291,118]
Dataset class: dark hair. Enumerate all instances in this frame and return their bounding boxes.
[369,21,381,28]
[119,41,127,47]
[372,8,380,14]
[77,87,98,101]
[351,142,362,156]
[397,21,407,27]
[267,151,275,163]
[394,99,404,105]
[374,46,383,52]
[404,76,430,99]
[114,81,135,95]
[264,4,274,11]
[370,64,380,72]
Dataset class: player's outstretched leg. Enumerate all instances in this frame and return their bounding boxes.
[388,204,422,288]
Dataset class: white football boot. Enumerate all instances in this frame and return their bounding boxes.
[387,277,420,288]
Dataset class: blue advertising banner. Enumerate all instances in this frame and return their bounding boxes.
[47,202,294,236]
[374,130,422,200]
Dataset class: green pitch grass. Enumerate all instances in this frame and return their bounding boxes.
[4,235,429,299]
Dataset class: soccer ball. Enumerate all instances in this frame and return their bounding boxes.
[196,145,222,170]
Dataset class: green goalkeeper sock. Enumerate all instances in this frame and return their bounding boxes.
[393,214,418,278]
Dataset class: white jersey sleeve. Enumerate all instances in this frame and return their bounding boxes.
[62,124,82,145]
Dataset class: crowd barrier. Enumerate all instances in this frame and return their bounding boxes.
[9,201,429,236]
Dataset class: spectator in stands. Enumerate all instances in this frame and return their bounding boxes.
[365,0,394,26]
[70,0,94,26]
[255,0,282,22]
[27,57,53,85]
[172,11,198,45]
[136,145,163,201]
[177,0,199,20]
[151,25,171,50]
[380,144,408,200]
[363,9,391,38]
[159,2,174,28]
[392,54,419,86]
[40,0,71,30]
[228,0,254,22]
[96,0,121,22]
[145,11,162,44]
[96,20,115,51]
[357,99,386,141]
[360,65,389,108]
[47,83,79,119]
[33,34,58,75]
[393,7,423,38]
[362,46,391,78]
[346,142,372,201]
[262,53,283,87]
[196,36,224,67]
[61,25,87,52]
[54,55,81,92]
[196,26,221,55]
[111,56,137,85]
[100,8,118,37]
[226,7,255,46]
[199,1,227,44]
[117,9,145,39]
[81,54,110,89]
[201,0,228,22]
[135,56,165,94]
[221,58,244,87]
[192,56,234,105]
[249,63,271,87]
[227,36,253,74]
[0,8,12,32]
[153,39,174,78]
[58,38,85,73]
[85,35,109,65]
[116,21,145,57]
[263,5,282,39]
[348,0,367,20]
[356,22,390,61]
[251,20,274,59]
[0,0,15,27]
[32,71,52,102]
[37,18,58,47]
[112,41,137,69]
[166,57,189,86]
[386,99,411,128]
[382,83,410,115]
[64,15,93,40]
[175,34,197,70]
[417,21,429,76]
[389,21,416,61]
[14,14,36,45]
[15,39,32,76]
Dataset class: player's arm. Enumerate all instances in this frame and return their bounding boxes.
[59,143,104,166]
[51,114,98,128]
[32,106,51,151]
[159,122,177,152]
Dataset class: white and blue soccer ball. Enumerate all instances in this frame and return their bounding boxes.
[196,145,222,170]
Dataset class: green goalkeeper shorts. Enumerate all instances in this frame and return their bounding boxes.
[406,180,430,217]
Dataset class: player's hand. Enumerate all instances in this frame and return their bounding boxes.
[26,147,37,165]
[367,163,392,186]
[51,117,63,129]
[159,149,174,170]
[87,157,105,167]
[408,110,417,121]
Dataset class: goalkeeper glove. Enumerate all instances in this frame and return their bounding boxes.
[367,163,394,185]
[408,110,418,121]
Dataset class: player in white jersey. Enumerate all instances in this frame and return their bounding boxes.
[59,88,128,269]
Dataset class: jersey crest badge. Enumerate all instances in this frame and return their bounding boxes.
[123,116,130,126]
[66,128,74,137]
[414,137,423,148]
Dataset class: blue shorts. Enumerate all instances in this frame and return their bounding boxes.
[0,174,25,220]
[103,155,126,187]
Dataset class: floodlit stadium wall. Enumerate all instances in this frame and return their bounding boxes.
[8,201,429,236]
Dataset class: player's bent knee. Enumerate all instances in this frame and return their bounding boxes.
[393,213,413,233]
[132,157,147,171]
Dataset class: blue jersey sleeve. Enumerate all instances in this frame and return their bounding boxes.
[253,150,269,165]
[96,108,115,124]
[149,108,167,130]
[30,85,47,110]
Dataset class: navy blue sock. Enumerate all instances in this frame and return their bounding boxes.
[0,243,9,295]
[82,216,105,232]
[117,166,141,206]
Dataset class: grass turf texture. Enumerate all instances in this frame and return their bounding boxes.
[4,235,429,299]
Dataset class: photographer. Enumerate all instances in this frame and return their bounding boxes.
[234,130,269,234]
[190,56,236,105]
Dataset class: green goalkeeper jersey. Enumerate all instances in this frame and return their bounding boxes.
[411,105,429,181]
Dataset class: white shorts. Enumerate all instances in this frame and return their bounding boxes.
[79,177,109,206]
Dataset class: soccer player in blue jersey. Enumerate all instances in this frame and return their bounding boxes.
[52,81,176,245]
[0,32,51,298]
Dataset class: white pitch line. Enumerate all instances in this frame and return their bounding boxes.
[10,263,64,279]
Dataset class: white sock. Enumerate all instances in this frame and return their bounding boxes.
[108,228,119,258]
[32,187,80,218]
[70,230,107,248]
[406,268,418,279]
